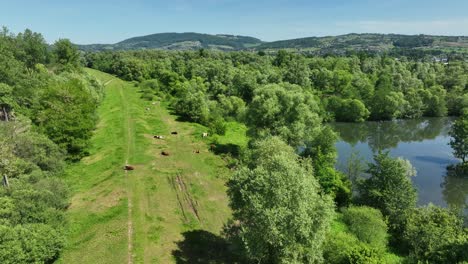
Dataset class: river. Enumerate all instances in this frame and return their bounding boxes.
[330,117,468,210]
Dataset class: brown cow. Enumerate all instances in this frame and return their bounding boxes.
[171,131,178,135]
[124,165,135,171]
[210,144,216,151]
[194,150,200,154]
[161,151,170,156]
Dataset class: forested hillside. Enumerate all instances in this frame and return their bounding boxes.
[77,32,468,57]
[256,33,468,56]
[0,28,102,263]
[77,32,263,51]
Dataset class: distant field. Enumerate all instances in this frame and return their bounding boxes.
[59,69,244,263]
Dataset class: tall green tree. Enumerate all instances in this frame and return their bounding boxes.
[357,152,417,235]
[246,83,321,146]
[227,137,333,263]
[15,29,48,68]
[52,39,80,70]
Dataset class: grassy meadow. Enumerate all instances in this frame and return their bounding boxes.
[58,69,244,263]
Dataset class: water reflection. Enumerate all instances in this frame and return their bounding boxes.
[331,117,467,208]
[442,166,468,211]
[331,118,452,152]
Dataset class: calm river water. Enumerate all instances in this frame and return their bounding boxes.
[331,117,467,209]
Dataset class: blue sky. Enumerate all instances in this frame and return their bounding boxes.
[2,0,468,44]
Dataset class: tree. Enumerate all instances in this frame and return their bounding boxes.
[111,57,149,81]
[52,39,80,70]
[0,224,64,264]
[403,205,468,263]
[357,152,417,235]
[227,137,333,263]
[15,29,48,68]
[282,56,311,87]
[328,97,370,122]
[246,83,321,146]
[33,78,99,160]
[302,126,351,206]
[174,79,210,125]
[421,85,448,117]
[369,90,405,120]
[449,110,468,163]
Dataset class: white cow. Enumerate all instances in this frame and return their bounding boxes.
[202,132,208,138]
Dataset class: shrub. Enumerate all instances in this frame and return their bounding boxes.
[341,206,388,250]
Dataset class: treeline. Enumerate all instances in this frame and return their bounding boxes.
[0,28,102,263]
[85,49,467,124]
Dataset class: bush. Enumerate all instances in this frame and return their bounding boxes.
[208,118,227,136]
[346,244,383,264]
[403,205,468,263]
[323,231,384,264]
[341,206,388,250]
[0,224,64,264]
[324,231,359,264]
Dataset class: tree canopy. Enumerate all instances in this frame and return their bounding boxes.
[227,137,334,263]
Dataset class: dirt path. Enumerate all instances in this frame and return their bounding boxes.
[120,84,134,264]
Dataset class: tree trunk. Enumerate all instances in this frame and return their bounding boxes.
[2,106,8,122]
[2,175,9,188]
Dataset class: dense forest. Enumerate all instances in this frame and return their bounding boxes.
[1,26,467,263]
[84,48,468,263]
[0,28,102,263]
[84,49,468,123]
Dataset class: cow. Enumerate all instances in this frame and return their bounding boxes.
[171,131,178,135]
[153,135,164,139]
[210,144,216,151]
[161,151,170,156]
[202,132,208,138]
[146,107,150,111]
[194,150,200,154]
[124,165,135,171]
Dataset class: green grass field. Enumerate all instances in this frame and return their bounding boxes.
[58,69,240,263]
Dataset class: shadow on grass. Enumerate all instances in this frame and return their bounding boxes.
[172,230,241,264]
[211,143,242,158]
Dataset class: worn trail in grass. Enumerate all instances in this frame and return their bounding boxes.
[59,69,237,263]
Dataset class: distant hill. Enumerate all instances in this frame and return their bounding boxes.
[255,33,468,54]
[77,32,468,55]
[77,32,263,51]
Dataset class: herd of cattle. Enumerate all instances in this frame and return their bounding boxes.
[123,131,211,171]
